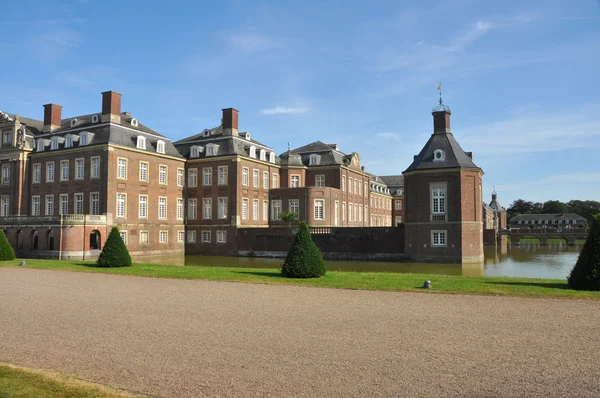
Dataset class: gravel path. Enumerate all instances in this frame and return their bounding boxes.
[1,268,599,397]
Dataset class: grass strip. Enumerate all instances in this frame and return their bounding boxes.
[1,259,599,300]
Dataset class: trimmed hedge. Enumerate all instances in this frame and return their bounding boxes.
[281,221,326,278]
[97,226,131,267]
[568,214,600,291]
[0,230,15,260]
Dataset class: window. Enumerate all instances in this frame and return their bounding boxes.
[348,178,353,193]
[259,149,266,161]
[206,144,218,156]
[432,230,447,246]
[395,216,403,225]
[218,198,227,219]
[90,193,100,215]
[202,231,211,243]
[272,174,278,188]
[187,231,196,243]
[37,139,45,152]
[80,133,89,146]
[218,166,228,185]
[358,205,362,222]
[1,166,9,185]
[71,118,78,127]
[51,137,59,150]
[242,167,249,186]
[253,199,259,220]
[433,149,445,162]
[349,203,353,222]
[156,140,165,154]
[263,201,268,221]
[188,169,197,187]
[117,193,126,218]
[177,199,183,220]
[309,154,320,166]
[139,162,149,182]
[291,175,300,188]
[315,175,325,187]
[342,175,346,192]
[59,194,68,215]
[60,160,69,181]
[431,184,446,220]
[75,193,84,215]
[0,196,9,217]
[289,199,299,215]
[92,114,99,123]
[137,136,146,150]
[395,200,402,210]
[271,200,281,220]
[64,135,73,148]
[253,169,259,188]
[359,181,362,196]
[46,162,55,182]
[203,167,212,186]
[188,198,197,219]
[365,206,368,222]
[178,231,185,243]
[91,157,100,179]
[3,131,11,144]
[249,146,256,158]
[314,200,324,220]
[354,203,358,222]
[263,171,269,189]
[139,195,148,218]
[217,230,227,243]
[159,231,168,243]
[33,164,41,183]
[140,231,149,244]
[117,158,127,179]
[342,202,346,222]
[159,197,167,219]
[354,180,357,195]
[242,198,248,220]
[45,195,54,216]
[203,198,212,220]
[32,196,40,216]
[120,231,127,244]
[75,158,84,180]
[269,152,276,163]
[159,165,167,185]
[177,168,184,187]
[190,146,200,158]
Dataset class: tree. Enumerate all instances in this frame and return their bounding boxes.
[280,210,299,227]
[97,226,131,267]
[0,230,15,261]
[281,221,326,278]
[568,214,600,290]
[542,200,567,214]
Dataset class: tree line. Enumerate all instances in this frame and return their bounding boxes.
[507,199,600,223]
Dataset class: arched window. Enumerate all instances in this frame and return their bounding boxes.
[156,140,165,154]
[131,118,139,127]
[70,118,78,127]
[433,149,445,161]
[249,146,256,158]
[65,135,73,148]
[269,152,276,163]
[259,149,266,161]
[91,114,100,123]
[50,137,59,150]
[137,135,146,150]
[309,154,320,166]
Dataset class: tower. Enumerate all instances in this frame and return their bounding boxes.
[402,91,484,263]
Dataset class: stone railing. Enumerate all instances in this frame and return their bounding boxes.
[0,214,107,226]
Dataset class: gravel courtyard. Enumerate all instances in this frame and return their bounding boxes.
[1,268,599,397]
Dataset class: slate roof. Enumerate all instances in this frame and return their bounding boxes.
[292,141,338,153]
[489,196,506,213]
[290,141,359,167]
[509,213,587,223]
[404,132,479,172]
[279,150,303,166]
[378,175,404,188]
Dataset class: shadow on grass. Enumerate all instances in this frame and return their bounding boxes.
[74,262,129,269]
[232,270,288,278]
[485,281,570,290]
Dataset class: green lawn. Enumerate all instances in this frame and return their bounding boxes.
[1,258,599,300]
[0,363,142,398]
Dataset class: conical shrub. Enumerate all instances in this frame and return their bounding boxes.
[0,230,15,260]
[97,226,131,267]
[568,214,600,290]
[282,221,326,278]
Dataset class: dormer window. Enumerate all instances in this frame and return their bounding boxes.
[92,114,99,123]
[51,136,59,150]
[131,118,139,127]
[137,135,146,150]
[190,145,203,158]
[79,132,93,146]
[245,132,251,141]
[37,139,45,152]
[433,149,445,161]
[259,149,266,161]
[65,135,73,148]
[70,118,78,127]
[269,152,276,164]
[156,140,165,154]
[202,129,210,137]
[206,143,219,156]
[309,154,321,166]
[249,145,256,158]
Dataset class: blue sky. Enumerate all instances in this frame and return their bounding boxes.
[2,0,599,207]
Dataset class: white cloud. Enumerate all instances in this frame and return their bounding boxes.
[260,106,308,115]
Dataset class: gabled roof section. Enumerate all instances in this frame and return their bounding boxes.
[404,132,479,172]
[489,197,506,212]
[292,141,337,154]
[379,175,404,188]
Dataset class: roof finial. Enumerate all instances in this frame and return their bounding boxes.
[436,82,443,105]
[432,82,451,113]
[493,185,496,194]
[288,141,291,151]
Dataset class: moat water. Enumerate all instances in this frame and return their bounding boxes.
[145,243,582,280]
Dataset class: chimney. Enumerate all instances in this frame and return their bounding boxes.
[43,104,62,132]
[492,192,497,201]
[432,109,451,134]
[466,151,473,160]
[101,91,122,123]
[222,108,239,136]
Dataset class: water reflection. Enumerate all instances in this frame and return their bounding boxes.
[143,243,582,280]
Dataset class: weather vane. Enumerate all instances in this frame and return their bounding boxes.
[432,82,451,113]
[288,141,291,151]
[436,82,443,105]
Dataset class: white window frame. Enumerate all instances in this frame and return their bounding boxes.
[431,230,447,247]
[139,161,149,182]
[259,149,266,161]
[315,175,325,187]
[269,152,275,163]
[90,192,100,215]
[203,167,212,186]
[203,198,212,220]
[117,158,127,180]
[45,195,54,216]
[242,198,248,220]
[253,199,259,221]
[140,231,149,244]
[249,146,256,158]
[202,230,211,243]
[75,158,84,180]
[156,140,166,154]
[177,198,183,220]
[59,194,68,215]
[187,231,197,243]
[51,136,59,150]
[139,195,148,219]
[159,165,168,185]
[431,183,447,221]
[158,197,167,219]
[91,157,100,179]
[242,167,249,186]
[120,231,128,245]
[116,193,126,218]
[33,163,41,184]
[60,160,69,181]
[217,230,227,243]
[188,198,197,219]
[271,200,282,220]
[178,231,185,243]
[253,169,259,188]
[314,200,324,220]
[263,200,269,221]
[289,199,299,216]
[272,173,278,188]
[46,162,55,183]
[75,193,84,215]
[342,175,346,192]
[263,171,269,189]
[177,168,184,187]
[188,168,198,187]
[218,197,227,219]
[32,196,40,216]
[291,175,300,188]
[137,135,146,150]
[218,166,228,185]
[159,231,168,243]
